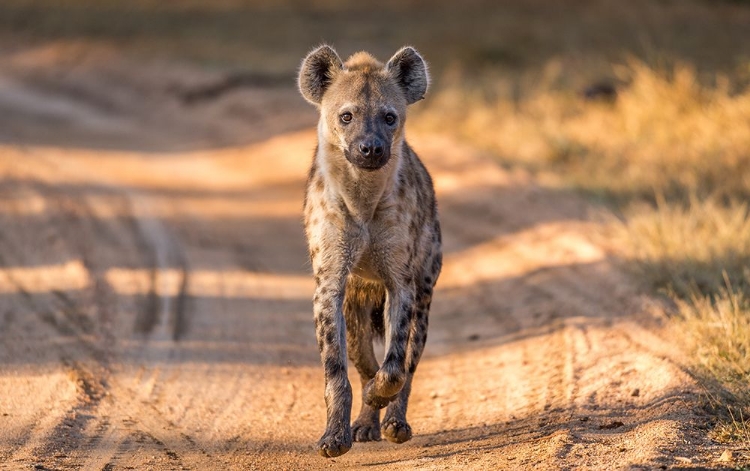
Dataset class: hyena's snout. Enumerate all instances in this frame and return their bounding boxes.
[357,137,385,159]
[347,135,390,170]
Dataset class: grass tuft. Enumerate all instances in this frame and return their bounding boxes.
[616,197,750,298]
[675,277,750,405]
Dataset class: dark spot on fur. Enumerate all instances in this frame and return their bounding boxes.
[407,172,417,188]
[324,356,345,377]
[398,172,407,187]
[325,329,336,346]
[394,331,407,347]
[318,297,333,316]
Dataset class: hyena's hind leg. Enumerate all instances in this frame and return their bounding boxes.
[381,274,436,443]
[344,281,386,442]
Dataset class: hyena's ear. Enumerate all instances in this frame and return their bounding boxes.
[298,45,343,106]
[386,46,429,104]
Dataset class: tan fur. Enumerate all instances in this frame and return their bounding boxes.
[345,51,382,71]
[299,45,441,457]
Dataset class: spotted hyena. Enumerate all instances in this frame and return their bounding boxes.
[298,45,442,458]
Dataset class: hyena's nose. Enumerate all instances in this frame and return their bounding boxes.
[359,139,384,158]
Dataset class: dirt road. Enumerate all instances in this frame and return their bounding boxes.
[0,46,724,470]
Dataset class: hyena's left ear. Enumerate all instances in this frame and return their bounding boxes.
[386,46,429,104]
[298,45,343,106]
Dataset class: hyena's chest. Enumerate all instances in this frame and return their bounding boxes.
[305,174,417,283]
[349,213,413,283]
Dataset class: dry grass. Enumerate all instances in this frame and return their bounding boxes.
[611,197,750,453]
[677,279,750,402]
[674,281,750,454]
[417,61,750,201]
[417,30,750,445]
[614,195,750,452]
[616,197,750,298]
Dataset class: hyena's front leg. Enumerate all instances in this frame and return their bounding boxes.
[310,221,366,458]
[313,270,352,457]
[363,286,413,410]
[344,285,386,442]
[382,277,434,443]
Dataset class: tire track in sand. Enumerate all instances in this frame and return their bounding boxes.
[0,152,208,469]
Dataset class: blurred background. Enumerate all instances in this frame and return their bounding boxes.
[1,0,749,194]
[2,0,748,78]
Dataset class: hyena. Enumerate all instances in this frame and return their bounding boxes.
[298,45,442,458]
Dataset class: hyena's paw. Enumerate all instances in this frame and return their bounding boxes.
[352,417,381,442]
[317,425,352,458]
[381,417,412,444]
[362,379,397,410]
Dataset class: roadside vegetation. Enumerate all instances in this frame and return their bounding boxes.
[417,19,750,455]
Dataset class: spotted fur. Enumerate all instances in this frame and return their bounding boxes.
[299,45,442,458]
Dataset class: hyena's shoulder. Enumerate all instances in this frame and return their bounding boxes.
[398,142,438,214]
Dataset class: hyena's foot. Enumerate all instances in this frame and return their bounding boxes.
[381,416,412,444]
[351,404,381,442]
[317,424,352,458]
[352,417,381,442]
[362,379,398,410]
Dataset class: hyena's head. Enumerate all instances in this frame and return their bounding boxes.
[298,45,428,171]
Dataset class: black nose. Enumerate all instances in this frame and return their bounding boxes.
[359,139,384,158]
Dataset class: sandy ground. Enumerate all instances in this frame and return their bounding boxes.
[0,45,731,470]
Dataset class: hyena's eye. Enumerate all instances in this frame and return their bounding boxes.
[385,113,397,126]
[340,112,353,124]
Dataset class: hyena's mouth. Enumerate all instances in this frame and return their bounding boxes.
[344,149,390,171]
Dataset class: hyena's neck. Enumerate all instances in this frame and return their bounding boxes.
[316,138,404,223]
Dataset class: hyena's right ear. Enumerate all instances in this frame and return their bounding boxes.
[386,46,429,104]
[298,45,343,106]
